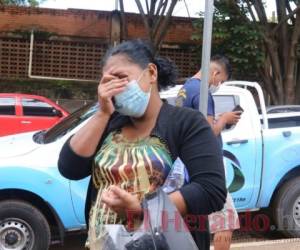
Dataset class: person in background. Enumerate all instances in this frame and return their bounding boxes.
[175,55,241,250]
[58,40,227,250]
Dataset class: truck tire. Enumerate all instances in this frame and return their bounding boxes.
[0,200,51,250]
[273,176,300,237]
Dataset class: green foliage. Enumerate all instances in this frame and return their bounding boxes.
[192,3,264,79]
[1,0,42,7]
[10,29,56,40]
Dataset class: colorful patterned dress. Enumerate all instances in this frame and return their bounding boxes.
[86,131,173,249]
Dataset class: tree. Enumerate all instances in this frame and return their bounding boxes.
[215,0,300,105]
[119,0,179,53]
[0,0,42,7]
[192,5,264,82]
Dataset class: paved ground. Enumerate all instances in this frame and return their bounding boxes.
[230,239,300,250]
[50,233,86,250]
[49,211,300,250]
[50,232,300,250]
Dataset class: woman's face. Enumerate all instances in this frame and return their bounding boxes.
[102,54,157,93]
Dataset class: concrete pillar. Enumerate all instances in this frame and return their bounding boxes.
[110,10,121,46]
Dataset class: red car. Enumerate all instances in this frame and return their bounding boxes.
[0,93,69,137]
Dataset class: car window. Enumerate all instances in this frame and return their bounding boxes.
[0,97,16,115]
[213,95,238,115]
[268,107,300,114]
[38,103,97,144]
[22,98,57,117]
[268,116,300,129]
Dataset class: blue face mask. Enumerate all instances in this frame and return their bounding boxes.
[114,70,151,118]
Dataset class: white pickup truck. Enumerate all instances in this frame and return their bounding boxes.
[161,81,300,236]
[1,81,300,250]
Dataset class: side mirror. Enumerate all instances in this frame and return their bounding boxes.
[53,109,63,117]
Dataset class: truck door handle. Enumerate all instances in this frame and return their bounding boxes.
[282,131,291,137]
[21,120,32,124]
[227,139,248,145]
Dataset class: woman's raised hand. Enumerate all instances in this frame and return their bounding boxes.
[98,75,128,116]
[101,185,142,217]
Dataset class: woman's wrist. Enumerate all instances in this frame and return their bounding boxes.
[123,200,144,231]
[95,109,111,121]
[125,207,144,231]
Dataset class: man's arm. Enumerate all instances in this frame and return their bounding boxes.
[207,112,242,136]
[175,78,241,136]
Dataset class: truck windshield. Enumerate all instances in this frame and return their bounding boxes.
[33,103,98,144]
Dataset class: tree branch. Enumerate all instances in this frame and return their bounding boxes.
[135,0,152,39]
[155,0,166,16]
[297,13,300,41]
[252,0,268,25]
[153,0,178,52]
[119,0,127,40]
[296,58,300,104]
[244,0,257,23]
[259,65,278,104]
[286,0,296,24]
[145,0,150,15]
[284,11,300,102]
[275,0,289,77]
[152,0,168,39]
[263,37,285,102]
[272,5,300,34]
[149,0,157,18]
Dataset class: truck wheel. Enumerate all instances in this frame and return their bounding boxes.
[0,200,51,250]
[273,176,300,237]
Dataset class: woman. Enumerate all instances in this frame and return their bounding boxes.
[58,39,226,250]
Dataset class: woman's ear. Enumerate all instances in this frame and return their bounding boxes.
[148,63,158,84]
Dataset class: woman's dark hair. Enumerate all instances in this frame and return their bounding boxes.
[102,39,178,90]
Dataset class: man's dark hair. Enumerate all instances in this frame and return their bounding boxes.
[211,55,232,79]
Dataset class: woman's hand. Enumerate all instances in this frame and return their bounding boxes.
[101,185,142,217]
[98,75,128,116]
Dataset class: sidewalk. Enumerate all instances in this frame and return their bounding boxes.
[230,238,300,250]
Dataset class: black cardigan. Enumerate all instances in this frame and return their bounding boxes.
[58,103,227,250]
